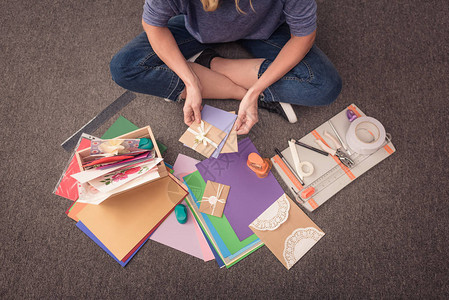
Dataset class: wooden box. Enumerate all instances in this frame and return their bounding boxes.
[74,126,168,192]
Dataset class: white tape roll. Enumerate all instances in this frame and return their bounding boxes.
[346,116,386,155]
[297,161,314,178]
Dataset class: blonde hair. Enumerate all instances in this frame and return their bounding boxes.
[200,0,254,14]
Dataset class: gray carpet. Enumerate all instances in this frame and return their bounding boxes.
[1,0,448,298]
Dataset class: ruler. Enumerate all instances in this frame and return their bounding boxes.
[297,153,368,202]
[61,91,136,152]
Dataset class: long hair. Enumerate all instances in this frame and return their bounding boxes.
[200,0,255,14]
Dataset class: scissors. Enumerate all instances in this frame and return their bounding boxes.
[315,131,355,168]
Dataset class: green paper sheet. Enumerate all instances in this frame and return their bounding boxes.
[101,115,167,154]
[184,171,258,254]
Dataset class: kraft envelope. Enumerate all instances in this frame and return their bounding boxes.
[77,175,188,261]
[179,120,226,158]
[249,194,325,270]
[199,181,230,218]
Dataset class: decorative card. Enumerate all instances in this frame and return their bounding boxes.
[88,160,161,193]
[90,138,141,156]
[249,194,325,270]
[77,168,161,205]
[199,181,230,218]
[179,120,227,158]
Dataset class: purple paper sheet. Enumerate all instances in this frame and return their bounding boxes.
[201,105,237,158]
[195,138,284,241]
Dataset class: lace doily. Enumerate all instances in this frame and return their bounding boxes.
[249,194,290,231]
[283,227,324,269]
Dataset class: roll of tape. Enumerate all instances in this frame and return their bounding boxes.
[346,116,386,155]
[298,161,314,178]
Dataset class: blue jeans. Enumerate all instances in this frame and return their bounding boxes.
[110,15,342,105]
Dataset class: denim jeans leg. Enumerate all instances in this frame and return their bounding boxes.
[109,15,208,101]
[239,24,342,106]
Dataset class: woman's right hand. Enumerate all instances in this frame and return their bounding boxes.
[182,77,203,126]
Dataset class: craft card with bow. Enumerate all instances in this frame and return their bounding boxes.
[179,121,227,158]
[249,194,325,270]
[199,181,230,218]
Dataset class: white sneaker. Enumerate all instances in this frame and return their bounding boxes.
[258,99,298,123]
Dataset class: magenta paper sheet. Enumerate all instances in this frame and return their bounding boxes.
[195,138,284,241]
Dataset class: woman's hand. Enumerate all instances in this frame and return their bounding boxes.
[183,76,203,126]
[235,88,259,135]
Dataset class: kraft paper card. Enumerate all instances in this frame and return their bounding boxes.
[179,120,226,158]
[249,194,325,270]
[199,181,230,218]
[196,138,284,241]
[76,175,188,261]
[220,127,238,154]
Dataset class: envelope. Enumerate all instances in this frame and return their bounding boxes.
[249,194,325,270]
[179,120,226,158]
[199,181,230,218]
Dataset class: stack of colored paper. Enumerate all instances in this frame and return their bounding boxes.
[55,116,215,266]
[181,138,286,268]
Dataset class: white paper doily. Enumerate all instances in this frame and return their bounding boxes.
[249,194,290,231]
[283,227,324,269]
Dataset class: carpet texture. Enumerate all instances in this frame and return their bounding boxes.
[1,0,448,298]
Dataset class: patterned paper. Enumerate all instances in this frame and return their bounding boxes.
[249,194,325,270]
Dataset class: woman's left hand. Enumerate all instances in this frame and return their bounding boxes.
[235,89,259,135]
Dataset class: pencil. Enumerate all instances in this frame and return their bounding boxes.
[293,139,329,156]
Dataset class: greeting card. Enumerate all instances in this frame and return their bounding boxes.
[199,181,230,218]
[179,120,226,158]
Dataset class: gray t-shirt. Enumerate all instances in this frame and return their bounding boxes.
[142,0,317,43]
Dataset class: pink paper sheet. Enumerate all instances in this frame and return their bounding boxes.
[171,154,215,261]
[150,199,206,260]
